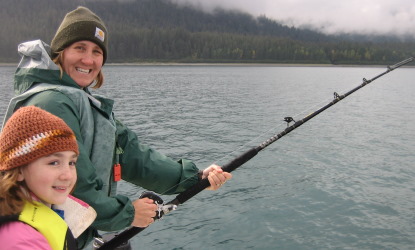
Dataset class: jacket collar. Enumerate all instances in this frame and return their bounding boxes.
[14,40,82,95]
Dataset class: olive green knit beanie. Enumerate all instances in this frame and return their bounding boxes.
[51,6,108,63]
[0,106,79,171]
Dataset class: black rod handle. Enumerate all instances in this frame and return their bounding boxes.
[97,227,144,250]
[172,147,260,205]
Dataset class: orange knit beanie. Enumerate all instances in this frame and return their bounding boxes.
[0,106,79,171]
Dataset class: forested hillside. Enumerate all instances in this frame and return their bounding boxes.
[0,0,414,64]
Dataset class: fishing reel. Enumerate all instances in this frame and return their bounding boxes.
[139,191,177,220]
[93,191,177,249]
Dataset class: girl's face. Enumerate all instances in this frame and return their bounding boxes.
[61,40,104,88]
[18,151,78,206]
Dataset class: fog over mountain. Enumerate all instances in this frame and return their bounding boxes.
[171,0,415,37]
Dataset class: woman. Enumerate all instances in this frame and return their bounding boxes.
[0,106,95,249]
[3,6,232,248]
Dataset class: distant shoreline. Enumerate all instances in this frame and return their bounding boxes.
[1,62,412,68]
[106,62,397,68]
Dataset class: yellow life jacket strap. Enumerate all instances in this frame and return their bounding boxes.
[19,201,68,250]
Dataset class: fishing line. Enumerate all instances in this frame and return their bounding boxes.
[206,76,367,167]
[160,63,404,197]
[158,110,302,195]
[97,57,414,250]
[159,78,349,195]
[158,61,413,197]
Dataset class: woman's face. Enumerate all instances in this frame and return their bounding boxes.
[18,151,78,206]
[61,40,104,88]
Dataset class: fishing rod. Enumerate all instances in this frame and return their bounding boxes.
[96,57,414,250]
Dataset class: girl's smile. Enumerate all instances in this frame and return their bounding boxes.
[18,151,78,206]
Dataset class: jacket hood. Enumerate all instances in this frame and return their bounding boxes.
[14,40,81,95]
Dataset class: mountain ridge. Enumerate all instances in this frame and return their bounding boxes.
[0,0,413,64]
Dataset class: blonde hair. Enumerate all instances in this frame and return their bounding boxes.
[0,168,31,216]
[53,51,104,89]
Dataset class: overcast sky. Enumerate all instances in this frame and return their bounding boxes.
[172,0,415,37]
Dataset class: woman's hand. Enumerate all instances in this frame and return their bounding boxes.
[202,164,232,190]
[131,198,157,227]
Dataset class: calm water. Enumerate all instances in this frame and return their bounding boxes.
[1,64,414,250]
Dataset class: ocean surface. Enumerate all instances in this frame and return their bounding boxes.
[1,63,414,250]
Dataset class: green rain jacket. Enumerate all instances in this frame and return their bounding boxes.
[3,40,200,248]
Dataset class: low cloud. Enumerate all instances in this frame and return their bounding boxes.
[171,0,415,37]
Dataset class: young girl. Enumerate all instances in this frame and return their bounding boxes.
[0,106,95,250]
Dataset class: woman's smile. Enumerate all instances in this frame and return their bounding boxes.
[62,41,103,88]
